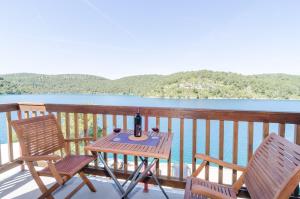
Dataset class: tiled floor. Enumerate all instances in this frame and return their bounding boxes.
[0,167,184,199]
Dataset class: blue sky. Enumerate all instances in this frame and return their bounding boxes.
[0,0,299,79]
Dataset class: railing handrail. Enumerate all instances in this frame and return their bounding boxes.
[14,102,300,124]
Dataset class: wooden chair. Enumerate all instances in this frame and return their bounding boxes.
[184,133,300,199]
[11,114,96,199]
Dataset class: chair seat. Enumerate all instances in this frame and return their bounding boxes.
[39,155,95,177]
[184,177,237,199]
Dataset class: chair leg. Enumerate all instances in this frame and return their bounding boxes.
[79,171,96,192]
[27,162,55,199]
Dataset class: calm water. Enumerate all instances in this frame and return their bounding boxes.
[1,94,300,166]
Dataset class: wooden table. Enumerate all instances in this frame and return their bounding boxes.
[85,130,172,199]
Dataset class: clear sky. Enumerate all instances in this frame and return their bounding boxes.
[0,0,299,79]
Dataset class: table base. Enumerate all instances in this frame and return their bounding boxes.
[98,153,169,199]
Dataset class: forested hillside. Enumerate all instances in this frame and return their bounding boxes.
[1,71,300,99]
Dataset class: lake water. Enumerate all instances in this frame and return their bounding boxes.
[1,94,300,166]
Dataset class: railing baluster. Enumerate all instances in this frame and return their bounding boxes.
[248,122,254,162]
[180,118,184,180]
[6,112,13,162]
[25,111,29,118]
[232,121,238,183]
[113,115,118,171]
[74,113,79,155]
[192,119,197,173]
[167,117,172,178]
[123,115,128,173]
[294,124,300,196]
[65,112,70,155]
[32,111,37,117]
[83,113,88,155]
[56,112,63,156]
[263,122,269,138]
[156,116,160,176]
[205,120,210,180]
[102,114,107,162]
[17,110,25,170]
[279,123,285,137]
[218,120,224,184]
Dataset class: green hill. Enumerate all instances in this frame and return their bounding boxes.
[1,71,300,99]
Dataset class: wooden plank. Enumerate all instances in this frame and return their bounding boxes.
[192,119,197,173]
[83,113,88,155]
[232,121,239,183]
[218,120,224,184]
[263,122,269,138]
[205,120,210,180]
[113,115,118,171]
[65,112,70,155]
[6,112,13,162]
[74,113,79,155]
[248,122,254,162]
[167,117,172,178]
[179,118,184,180]
[279,123,285,137]
[19,103,300,124]
[56,112,63,156]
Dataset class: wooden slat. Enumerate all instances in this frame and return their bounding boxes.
[192,119,197,173]
[205,120,210,180]
[83,113,88,155]
[218,120,224,184]
[113,115,118,171]
[167,117,172,178]
[279,123,285,137]
[56,112,63,156]
[179,118,184,180]
[74,113,79,155]
[293,124,300,196]
[6,112,13,162]
[232,121,239,183]
[248,122,254,162]
[65,112,70,155]
[263,122,269,138]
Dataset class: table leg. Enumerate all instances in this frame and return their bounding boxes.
[122,158,157,199]
[98,153,125,194]
[122,158,145,187]
[143,157,149,192]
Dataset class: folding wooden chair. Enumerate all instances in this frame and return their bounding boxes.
[184,133,300,199]
[12,114,96,199]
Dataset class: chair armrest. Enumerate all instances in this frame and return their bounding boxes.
[195,153,246,172]
[192,185,229,199]
[20,155,61,162]
[64,137,94,142]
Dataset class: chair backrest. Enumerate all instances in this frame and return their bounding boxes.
[244,133,300,199]
[11,114,65,157]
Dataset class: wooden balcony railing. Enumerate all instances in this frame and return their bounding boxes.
[0,102,300,195]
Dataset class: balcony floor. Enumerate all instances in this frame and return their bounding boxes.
[0,167,184,199]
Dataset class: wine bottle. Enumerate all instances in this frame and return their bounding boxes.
[134,112,142,137]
